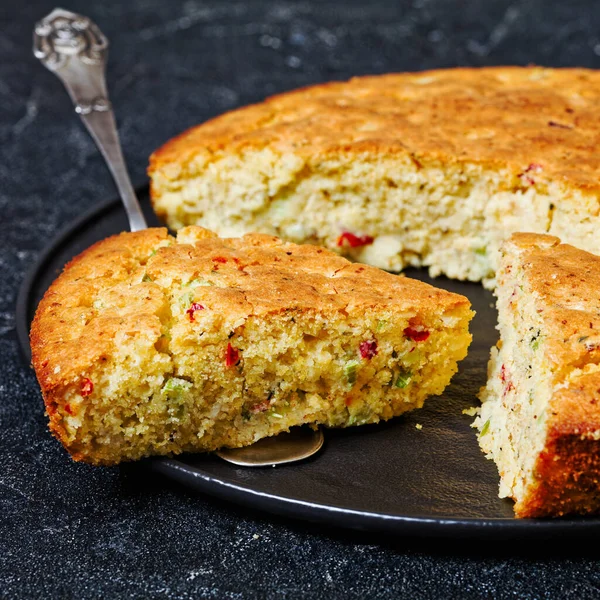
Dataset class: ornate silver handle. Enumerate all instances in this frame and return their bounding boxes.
[33,8,147,232]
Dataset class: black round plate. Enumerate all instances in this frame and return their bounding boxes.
[17,187,600,539]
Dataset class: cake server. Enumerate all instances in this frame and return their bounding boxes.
[33,7,324,467]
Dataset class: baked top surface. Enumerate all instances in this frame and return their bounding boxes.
[506,232,600,372]
[150,66,600,192]
[31,226,470,391]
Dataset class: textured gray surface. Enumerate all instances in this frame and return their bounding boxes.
[3,0,600,597]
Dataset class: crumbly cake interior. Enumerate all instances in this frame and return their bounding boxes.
[475,255,552,502]
[153,154,563,287]
[475,235,600,514]
[35,227,472,465]
[150,67,600,288]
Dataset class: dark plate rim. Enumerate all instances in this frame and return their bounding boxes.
[149,456,600,539]
[17,188,600,539]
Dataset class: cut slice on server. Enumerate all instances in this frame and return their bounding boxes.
[31,226,473,465]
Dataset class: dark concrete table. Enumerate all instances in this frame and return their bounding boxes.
[3,0,600,597]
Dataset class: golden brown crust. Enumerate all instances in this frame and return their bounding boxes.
[31,228,169,389]
[31,226,471,460]
[516,371,600,518]
[506,233,600,377]
[149,66,600,194]
[31,228,171,451]
[503,233,600,517]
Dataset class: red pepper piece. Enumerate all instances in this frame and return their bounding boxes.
[80,378,94,396]
[359,339,378,359]
[337,232,374,248]
[250,400,270,414]
[226,343,240,367]
[503,380,515,397]
[404,327,430,342]
[525,163,543,173]
[518,164,542,186]
[518,174,535,186]
[186,302,205,322]
[212,256,228,263]
[500,364,515,396]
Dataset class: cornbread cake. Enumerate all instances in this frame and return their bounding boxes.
[149,66,600,288]
[31,226,473,465]
[476,233,600,517]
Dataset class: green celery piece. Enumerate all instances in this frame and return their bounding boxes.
[187,278,214,288]
[179,291,194,309]
[347,407,372,426]
[344,360,360,386]
[480,418,491,436]
[376,320,388,332]
[162,377,193,396]
[394,368,412,388]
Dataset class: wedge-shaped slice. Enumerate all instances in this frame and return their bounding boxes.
[31,226,473,465]
[477,233,600,517]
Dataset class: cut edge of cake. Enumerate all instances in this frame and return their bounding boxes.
[148,67,600,289]
[31,226,473,465]
[476,232,600,518]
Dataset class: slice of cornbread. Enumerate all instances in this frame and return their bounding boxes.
[476,233,600,517]
[149,67,600,288]
[31,226,473,465]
